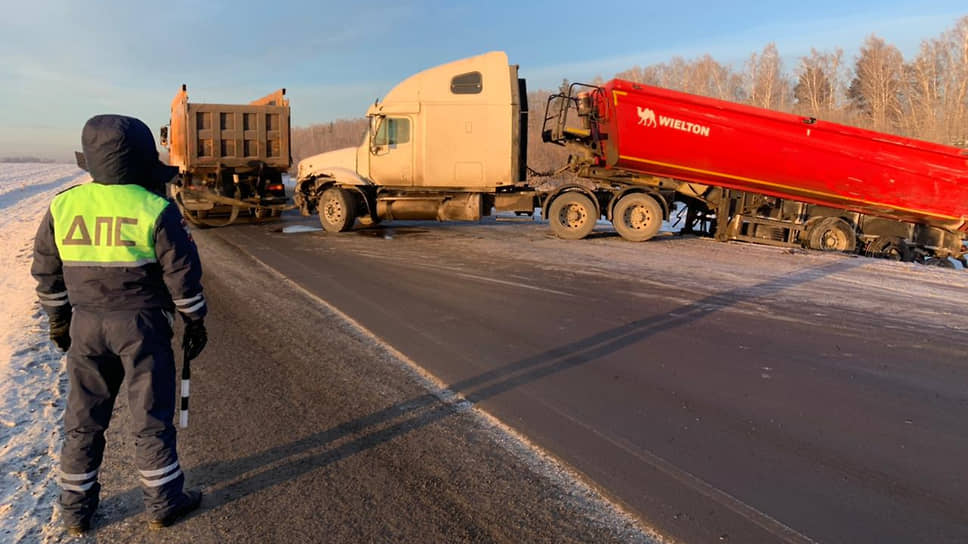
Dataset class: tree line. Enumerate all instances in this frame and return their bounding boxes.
[289,15,968,174]
[613,16,967,147]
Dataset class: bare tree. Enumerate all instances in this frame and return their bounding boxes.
[941,16,968,147]
[617,55,743,102]
[290,119,369,173]
[848,35,905,132]
[794,48,844,119]
[745,43,791,110]
[687,55,743,101]
[901,39,944,140]
[615,66,644,83]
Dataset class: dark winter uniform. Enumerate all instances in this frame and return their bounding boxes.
[31,115,207,530]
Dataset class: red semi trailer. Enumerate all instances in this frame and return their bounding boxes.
[542,80,968,261]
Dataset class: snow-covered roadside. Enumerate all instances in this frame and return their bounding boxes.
[0,164,89,543]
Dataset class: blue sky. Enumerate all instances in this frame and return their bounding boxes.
[0,1,964,159]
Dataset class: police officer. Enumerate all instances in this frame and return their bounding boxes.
[32,114,208,535]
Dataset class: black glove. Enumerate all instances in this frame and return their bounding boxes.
[182,319,207,361]
[48,309,72,352]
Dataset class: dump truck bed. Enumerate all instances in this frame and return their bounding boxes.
[168,87,291,173]
[597,79,968,233]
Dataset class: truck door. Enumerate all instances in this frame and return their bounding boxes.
[369,116,414,186]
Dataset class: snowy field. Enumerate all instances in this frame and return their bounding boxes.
[0,164,89,543]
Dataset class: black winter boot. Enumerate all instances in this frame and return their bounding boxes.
[148,489,202,529]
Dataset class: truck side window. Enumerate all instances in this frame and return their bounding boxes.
[374,118,410,146]
[451,72,482,94]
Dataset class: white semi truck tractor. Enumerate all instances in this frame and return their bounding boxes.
[294,51,546,232]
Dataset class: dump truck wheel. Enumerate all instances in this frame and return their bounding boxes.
[613,193,662,242]
[808,217,856,252]
[318,187,357,232]
[549,192,597,240]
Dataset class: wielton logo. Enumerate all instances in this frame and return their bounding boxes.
[637,107,657,127]
[637,105,711,137]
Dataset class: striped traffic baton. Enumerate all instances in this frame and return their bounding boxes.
[180,343,191,428]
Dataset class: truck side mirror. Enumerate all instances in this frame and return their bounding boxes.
[159,126,169,147]
[369,116,386,155]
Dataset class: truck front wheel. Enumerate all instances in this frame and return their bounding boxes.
[613,193,663,242]
[549,192,597,240]
[318,187,358,232]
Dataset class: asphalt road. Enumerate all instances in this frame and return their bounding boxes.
[60,220,656,544]
[62,213,968,544]
[202,214,968,544]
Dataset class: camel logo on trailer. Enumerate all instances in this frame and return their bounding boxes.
[637,105,711,137]
[637,107,657,127]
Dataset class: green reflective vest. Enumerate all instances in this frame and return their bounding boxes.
[51,183,169,267]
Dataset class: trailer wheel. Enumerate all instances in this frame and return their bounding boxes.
[808,217,856,252]
[870,236,912,262]
[318,187,357,232]
[613,193,663,242]
[549,192,597,240]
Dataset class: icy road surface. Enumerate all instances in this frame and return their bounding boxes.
[213,211,968,544]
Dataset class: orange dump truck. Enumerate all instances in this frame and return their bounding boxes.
[161,85,292,227]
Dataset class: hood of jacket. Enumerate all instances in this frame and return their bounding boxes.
[81,114,177,192]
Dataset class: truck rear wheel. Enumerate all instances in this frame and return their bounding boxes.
[318,187,357,232]
[808,217,856,252]
[613,193,663,242]
[549,192,597,240]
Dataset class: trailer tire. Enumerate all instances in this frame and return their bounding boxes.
[870,236,912,262]
[549,192,597,240]
[807,217,856,252]
[318,187,357,232]
[613,193,663,242]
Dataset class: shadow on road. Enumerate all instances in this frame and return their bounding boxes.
[99,258,860,525]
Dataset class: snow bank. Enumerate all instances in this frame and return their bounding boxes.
[0,164,88,543]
